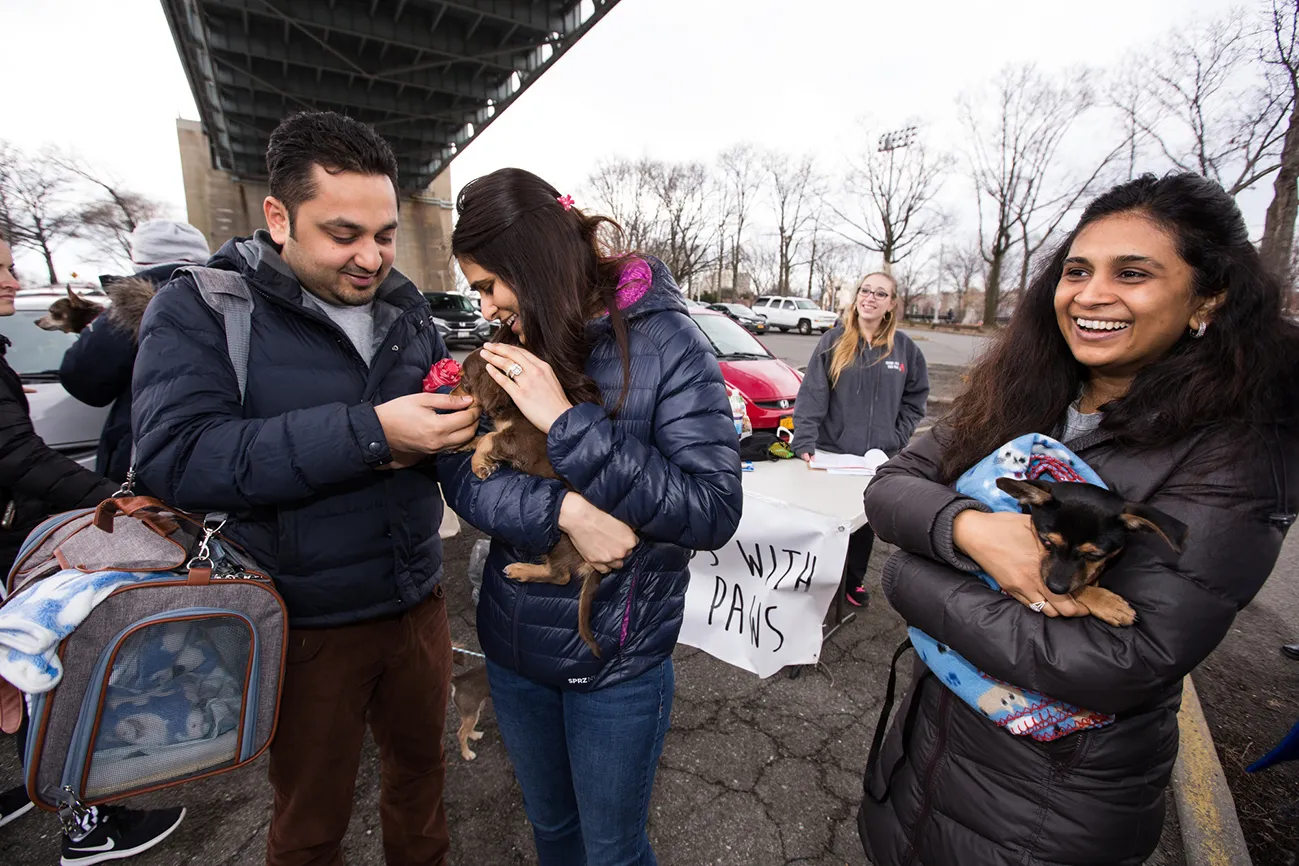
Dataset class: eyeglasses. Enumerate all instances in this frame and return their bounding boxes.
[858,289,892,300]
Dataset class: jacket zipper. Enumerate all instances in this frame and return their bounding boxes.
[903,685,953,866]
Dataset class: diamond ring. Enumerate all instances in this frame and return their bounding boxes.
[506,363,524,381]
[1030,600,1047,613]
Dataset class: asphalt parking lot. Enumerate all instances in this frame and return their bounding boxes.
[2,328,1293,865]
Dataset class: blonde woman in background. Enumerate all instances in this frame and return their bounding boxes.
[792,272,929,606]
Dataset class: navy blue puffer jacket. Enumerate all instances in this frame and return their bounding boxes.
[439,259,744,690]
[132,232,449,628]
[60,263,185,483]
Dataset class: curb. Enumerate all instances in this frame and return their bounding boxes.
[1172,675,1253,866]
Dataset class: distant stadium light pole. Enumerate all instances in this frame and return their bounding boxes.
[875,126,918,277]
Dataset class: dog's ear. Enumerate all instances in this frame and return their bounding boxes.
[66,286,77,302]
[996,477,1054,507]
[1119,503,1188,553]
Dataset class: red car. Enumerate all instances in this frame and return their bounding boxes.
[688,307,803,430]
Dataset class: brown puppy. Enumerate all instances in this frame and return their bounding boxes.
[454,348,609,657]
[450,646,492,761]
[35,287,103,333]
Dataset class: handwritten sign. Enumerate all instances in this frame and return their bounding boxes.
[679,493,850,677]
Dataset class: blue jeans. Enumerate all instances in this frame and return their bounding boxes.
[486,658,674,866]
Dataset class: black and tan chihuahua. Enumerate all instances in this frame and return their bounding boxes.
[995,478,1188,627]
[35,287,103,333]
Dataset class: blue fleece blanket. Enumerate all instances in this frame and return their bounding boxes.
[95,619,243,752]
[908,433,1116,741]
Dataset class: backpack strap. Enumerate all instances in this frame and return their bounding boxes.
[182,266,253,403]
[122,267,251,518]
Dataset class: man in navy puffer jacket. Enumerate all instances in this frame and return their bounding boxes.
[132,112,478,866]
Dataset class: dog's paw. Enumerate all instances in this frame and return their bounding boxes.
[469,731,484,741]
[471,454,498,479]
[1085,589,1137,627]
[461,746,477,761]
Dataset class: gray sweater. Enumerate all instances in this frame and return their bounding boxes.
[792,327,929,458]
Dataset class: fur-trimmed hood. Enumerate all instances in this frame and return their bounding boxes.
[103,277,156,343]
[98,262,190,343]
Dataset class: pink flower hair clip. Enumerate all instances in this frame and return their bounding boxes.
[557,194,575,211]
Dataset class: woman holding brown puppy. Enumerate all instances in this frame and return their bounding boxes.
[438,168,742,866]
[857,173,1299,865]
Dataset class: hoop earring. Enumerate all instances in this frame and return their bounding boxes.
[1190,321,1207,339]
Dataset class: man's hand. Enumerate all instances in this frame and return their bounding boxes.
[558,493,637,575]
[374,393,480,455]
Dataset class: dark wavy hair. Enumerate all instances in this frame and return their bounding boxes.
[941,172,1299,482]
[451,168,634,411]
[266,111,399,230]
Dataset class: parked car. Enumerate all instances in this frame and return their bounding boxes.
[708,303,768,334]
[6,290,110,469]
[423,292,493,346]
[752,295,839,334]
[687,307,802,431]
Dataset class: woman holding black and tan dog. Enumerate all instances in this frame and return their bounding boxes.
[792,272,928,608]
[438,168,742,866]
[857,173,1299,865]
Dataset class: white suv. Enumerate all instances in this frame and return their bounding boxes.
[752,296,839,334]
[4,290,110,469]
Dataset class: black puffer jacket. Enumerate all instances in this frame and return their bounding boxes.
[0,335,117,574]
[859,423,1297,865]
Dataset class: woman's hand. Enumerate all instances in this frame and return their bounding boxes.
[951,510,1090,618]
[480,343,574,434]
[559,493,637,574]
[801,452,813,463]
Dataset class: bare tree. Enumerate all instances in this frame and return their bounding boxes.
[0,145,81,283]
[49,151,167,265]
[1115,12,1290,196]
[830,123,953,273]
[583,157,661,252]
[962,64,1127,327]
[0,142,24,246]
[762,151,823,296]
[941,239,985,322]
[1260,0,1299,289]
[645,160,718,294]
[718,144,763,295]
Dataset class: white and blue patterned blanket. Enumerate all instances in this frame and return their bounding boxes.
[0,569,144,693]
[0,568,243,752]
[909,433,1116,741]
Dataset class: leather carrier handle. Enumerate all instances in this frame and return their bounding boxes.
[92,496,176,535]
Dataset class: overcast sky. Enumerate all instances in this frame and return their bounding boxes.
[2,0,1259,281]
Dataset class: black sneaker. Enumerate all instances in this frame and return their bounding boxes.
[61,805,186,865]
[845,585,871,608]
[0,784,35,829]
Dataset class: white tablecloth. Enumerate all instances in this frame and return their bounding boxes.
[741,459,870,531]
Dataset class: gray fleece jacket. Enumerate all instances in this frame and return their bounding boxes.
[792,327,929,458]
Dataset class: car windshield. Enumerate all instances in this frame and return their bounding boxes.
[793,299,820,310]
[690,313,771,359]
[1,311,78,380]
[425,294,476,314]
[724,304,755,317]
